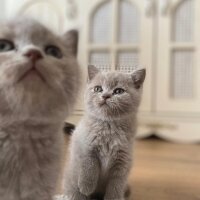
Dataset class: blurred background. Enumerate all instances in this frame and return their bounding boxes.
[1,0,199,143]
[1,0,200,199]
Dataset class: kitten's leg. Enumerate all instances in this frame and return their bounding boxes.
[78,154,100,196]
[104,163,130,200]
[124,185,131,200]
[104,177,126,200]
[66,187,89,200]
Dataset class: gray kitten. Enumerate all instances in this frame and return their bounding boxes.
[0,18,79,200]
[65,65,146,200]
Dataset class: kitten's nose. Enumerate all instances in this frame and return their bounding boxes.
[102,94,111,100]
[24,49,43,62]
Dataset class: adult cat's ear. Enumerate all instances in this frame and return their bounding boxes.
[63,30,79,56]
[88,65,99,81]
[131,68,146,89]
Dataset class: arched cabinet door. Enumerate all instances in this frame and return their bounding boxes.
[78,0,154,112]
[157,0,200,113]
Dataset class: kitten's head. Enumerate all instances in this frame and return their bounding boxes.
[85,65,146,120]
[0,18,79,121]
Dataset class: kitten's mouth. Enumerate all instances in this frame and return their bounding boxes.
[99,100,107,106]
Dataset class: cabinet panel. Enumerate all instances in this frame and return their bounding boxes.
[118,0,140,43]
[89,51,111,71]
[116,51,139,72]
[171,50,194,99]
[172,0,194,42]
[156,0,200,113]
[90,0,112,44]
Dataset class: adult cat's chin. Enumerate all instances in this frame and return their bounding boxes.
[18,67,46,83]
[15,61,50,86]
[1,76,68,119]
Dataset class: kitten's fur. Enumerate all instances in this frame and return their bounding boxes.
[0,18,79,200]
[65,65,146,200]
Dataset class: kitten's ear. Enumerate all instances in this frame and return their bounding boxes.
[63,30,79,56]
[131,69,146,89]
[88,65,99,81]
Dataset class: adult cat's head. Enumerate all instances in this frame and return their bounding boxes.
[86,65,146,120]
[0,18,79,121]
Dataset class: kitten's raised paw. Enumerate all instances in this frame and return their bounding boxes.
[78,181,96,196]
[104,198,125,200]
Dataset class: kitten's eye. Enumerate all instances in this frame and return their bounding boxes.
[94,86,103,93]
[0,39,15,52]
[113,88,125,95]
[45,45,62,59]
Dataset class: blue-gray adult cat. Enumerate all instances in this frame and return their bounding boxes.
[0,18,80,200]
[65,65,146,200]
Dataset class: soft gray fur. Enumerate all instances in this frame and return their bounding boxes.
[0,18,79,200]
[65,65,146,200]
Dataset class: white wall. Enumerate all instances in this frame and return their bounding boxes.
[0,0,6,20]
[0,0,80,33]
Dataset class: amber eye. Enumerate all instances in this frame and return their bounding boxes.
[94,86,103,93]
[0,39,15,52]
[45,45,62,59]
[113,88,125,95]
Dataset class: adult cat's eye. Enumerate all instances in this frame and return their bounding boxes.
[94,86,103,93]
[0,39,15,52]
[45,45,63,59]
[113,88,125,95]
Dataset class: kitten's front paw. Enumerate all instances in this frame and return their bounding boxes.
[105,198,125,200]
[78,179,95,196]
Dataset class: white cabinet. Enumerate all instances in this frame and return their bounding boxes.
[77,0,200,143]
[1,0,200,143]
[140,0,200,143]
[157,0,200,113]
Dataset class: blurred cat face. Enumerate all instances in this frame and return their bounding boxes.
[0,18,79,119]
[86,66,146,120]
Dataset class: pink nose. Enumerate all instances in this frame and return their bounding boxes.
[102,94,111,100]
[24,49,43,61]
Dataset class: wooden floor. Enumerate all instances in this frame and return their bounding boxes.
[130,138,200,200]
[59,136,200,200]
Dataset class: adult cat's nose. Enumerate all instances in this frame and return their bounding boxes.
[102,94,111,100]
[24,49,43,62]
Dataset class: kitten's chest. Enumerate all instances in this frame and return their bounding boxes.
[97,138,122,171]
[90,125,128,164]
